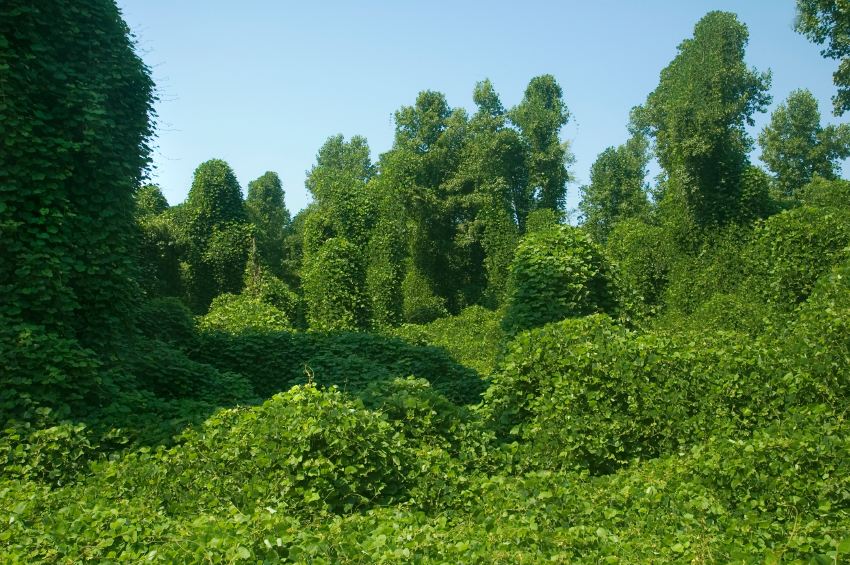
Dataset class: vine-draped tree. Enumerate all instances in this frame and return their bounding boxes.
[300,136,376,330]
[135,185,183,299]
[632,11,772,228]
[508,75,573,215]
[246,172,291,279]
[183,159,250,313]
[579,135,651,244]
[758,89,850,197]
[374,76,574,317]
[0,0,156,352]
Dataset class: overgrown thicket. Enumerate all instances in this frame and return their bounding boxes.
[3,2,850,563]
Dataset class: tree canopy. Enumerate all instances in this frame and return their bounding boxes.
[758,88,850,197]
[632,11,772,228]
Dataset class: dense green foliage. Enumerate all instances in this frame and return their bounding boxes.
[632,11,772,228]
[758,89,850,197]
[579,135,651,243]
[5,3,850,563]
[501,226,616,335]
[795,0,850,115]
[0,0,155,352]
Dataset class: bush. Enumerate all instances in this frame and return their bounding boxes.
[0,421,98,487]
[126,386,413,516]
[0,320,121,424]
[674,291,773,336]
[197,293,292,334]
[401,263,449,324]
[661,224,756,317]
[486,305,850,474]
[800,174,850,211]
[127,338,255,406]
[750,206,850,308]
[390,305,504,376]
[607,219,670,313]
[501,226,616,335]
[134,297,197,349]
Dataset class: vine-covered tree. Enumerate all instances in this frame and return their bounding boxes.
[380,91,473,315]
[303,135,375,253]
[508,74,573,214]
[246,172,291,278]
[579,135,651,244]
[135,185,182,299]
[632,11,772,228]
[0,0,155,352]
[501,226,615,336]
[303,238,369,331]
[758,88,850,197]
[183,159,250,313]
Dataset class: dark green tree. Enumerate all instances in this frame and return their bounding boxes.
[0,0,155,352]
[795,0,850,115]
[579,135,651,243]
[758,88,850,197]
[632,11,772,228]
[246,172,290,278]
[379,91,474,315]
[136,184,170,217]
[183,159,250,312]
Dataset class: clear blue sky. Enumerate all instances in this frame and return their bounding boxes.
[119,0,849,215]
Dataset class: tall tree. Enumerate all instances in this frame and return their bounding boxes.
[0,0,155,352]
[632,11,772,228]
[758,88,850,196]
[183,159,250,312]
[379,91,472,315]
[579,135,651,244]
[795,0,850,115]
[508,75,573,213]
[246,171,291,277]
[303,134,375,252]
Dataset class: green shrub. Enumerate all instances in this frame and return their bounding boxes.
[661,224,756,317]
[800,174,850,211]
[606,219,670,313]
[674,291,773,336]
[390,305,504,376]
[487,306,850,474]
[243,259,299,323]
[401,263,449,324]
[750,206,850,308]
[135,297,197,349]
[126,385,412,516]
[502,226,616,335]
[197,293,292,334]
[0,421,97,487]
[127,338,254,405]
[0,320,121,423]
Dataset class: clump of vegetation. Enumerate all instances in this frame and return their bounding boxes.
[501,226,616,335]
[4,2,850,563]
